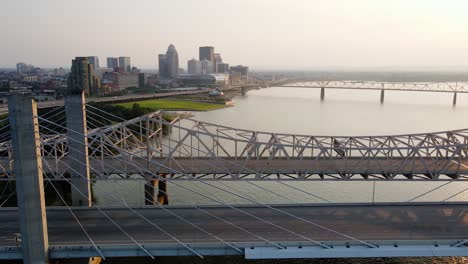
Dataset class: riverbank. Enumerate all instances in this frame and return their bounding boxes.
[114,98,228,111]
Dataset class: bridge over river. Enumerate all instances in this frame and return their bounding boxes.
[2,93,468,263]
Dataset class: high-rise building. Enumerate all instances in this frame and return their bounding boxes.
[118,57,131,72]
[187,58,201,74]
[166,44,179,79]
[87,56,100,69]
[158,44,179,79]
[217,63,230,73]
[199,46,215,61]
[68,57,101,96]
[230,65,249,76]
[214,53,222,73]
[200,59,214,74]
[230,65,249,84]
[106,57,119,70]
[16,62,34,74]
[138,73,146,88]
[158,54,168,79]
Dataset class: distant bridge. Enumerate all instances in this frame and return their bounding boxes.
[282,81,468,104]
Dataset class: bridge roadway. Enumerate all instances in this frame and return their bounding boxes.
[0,203,468,259]
[1,156,466,180]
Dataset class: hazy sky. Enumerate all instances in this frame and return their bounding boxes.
[2,0,468,70]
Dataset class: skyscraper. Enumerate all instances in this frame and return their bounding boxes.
[217,63,230,73]
[158,54,168,79]
[187,58,201,74]
[199,46,215,73]
[159,44,179,79]
[106,57,119,70]
[87,56,100,69]
[200,59,214,74]
[214,53,222,73]
[118,57,131,72]
[68,57,101,96]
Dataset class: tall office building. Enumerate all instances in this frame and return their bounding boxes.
[214,53,222,73]
[68,57,101,96]
[16,62,34,74]
[87,56,100,69]
[217,63,230,73]
[118,57,131,72]
[158,54,168,79]
[158,44,179,79]
[106,57,119,70]
[199,46,215,61]
[187,58,201,74]
[200,59,214,74]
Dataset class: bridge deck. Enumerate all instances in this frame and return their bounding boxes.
[1,157,467,180]
[0,203,467,247]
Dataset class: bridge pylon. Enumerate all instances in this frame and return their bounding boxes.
[8,95,49,264]
[65,91,91,206]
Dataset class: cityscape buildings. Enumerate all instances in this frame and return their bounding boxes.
[217,63,230,73]
[2,44,250,100]
[87,56,100,69]
[187,58,201,74]
[106,57,119,70]
[16,63,35,74]
[199,46,215,73]
[68,57,100,96]
[158,44,179,79]
[118,57,131,72]
[200,59,214,74]
[214,53,222,73]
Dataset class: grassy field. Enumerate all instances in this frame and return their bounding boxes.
[115,99,226,111]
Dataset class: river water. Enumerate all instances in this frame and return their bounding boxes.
[95,86,468,206]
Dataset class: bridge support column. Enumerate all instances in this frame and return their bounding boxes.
[65,91,91,206]
[380,89,385,104]
[320,87,325,101]
[453,92,457,106]
[8,96,49,264]
[158,174,169,205]
[144,180,158,205]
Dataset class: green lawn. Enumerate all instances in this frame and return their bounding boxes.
[115,99,226,111]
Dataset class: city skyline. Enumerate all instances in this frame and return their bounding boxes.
[2,0,468,70]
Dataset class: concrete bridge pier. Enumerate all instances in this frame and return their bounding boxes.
[453,92,457,106]
[8,96,49,264]
[158,174,169,205]
[380,89,385,104]
[144,174,168,205]
[65,91,92,207]
[320,87,325,101]
[144,180,158,205]
[241,87,246,96]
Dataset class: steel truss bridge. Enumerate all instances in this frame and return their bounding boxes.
[1,106,468,181]
[2,93,468,263]
[284,81,468,93]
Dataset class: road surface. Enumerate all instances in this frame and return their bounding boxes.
[0,203,466,247]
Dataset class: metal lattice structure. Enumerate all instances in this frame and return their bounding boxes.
[284,81,468,93]
[1,106,468,181]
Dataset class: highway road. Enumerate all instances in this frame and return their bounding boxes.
[0,203,467,247]
[0,89,209,114]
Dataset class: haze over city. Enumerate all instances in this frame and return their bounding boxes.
[2,0,468,70]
